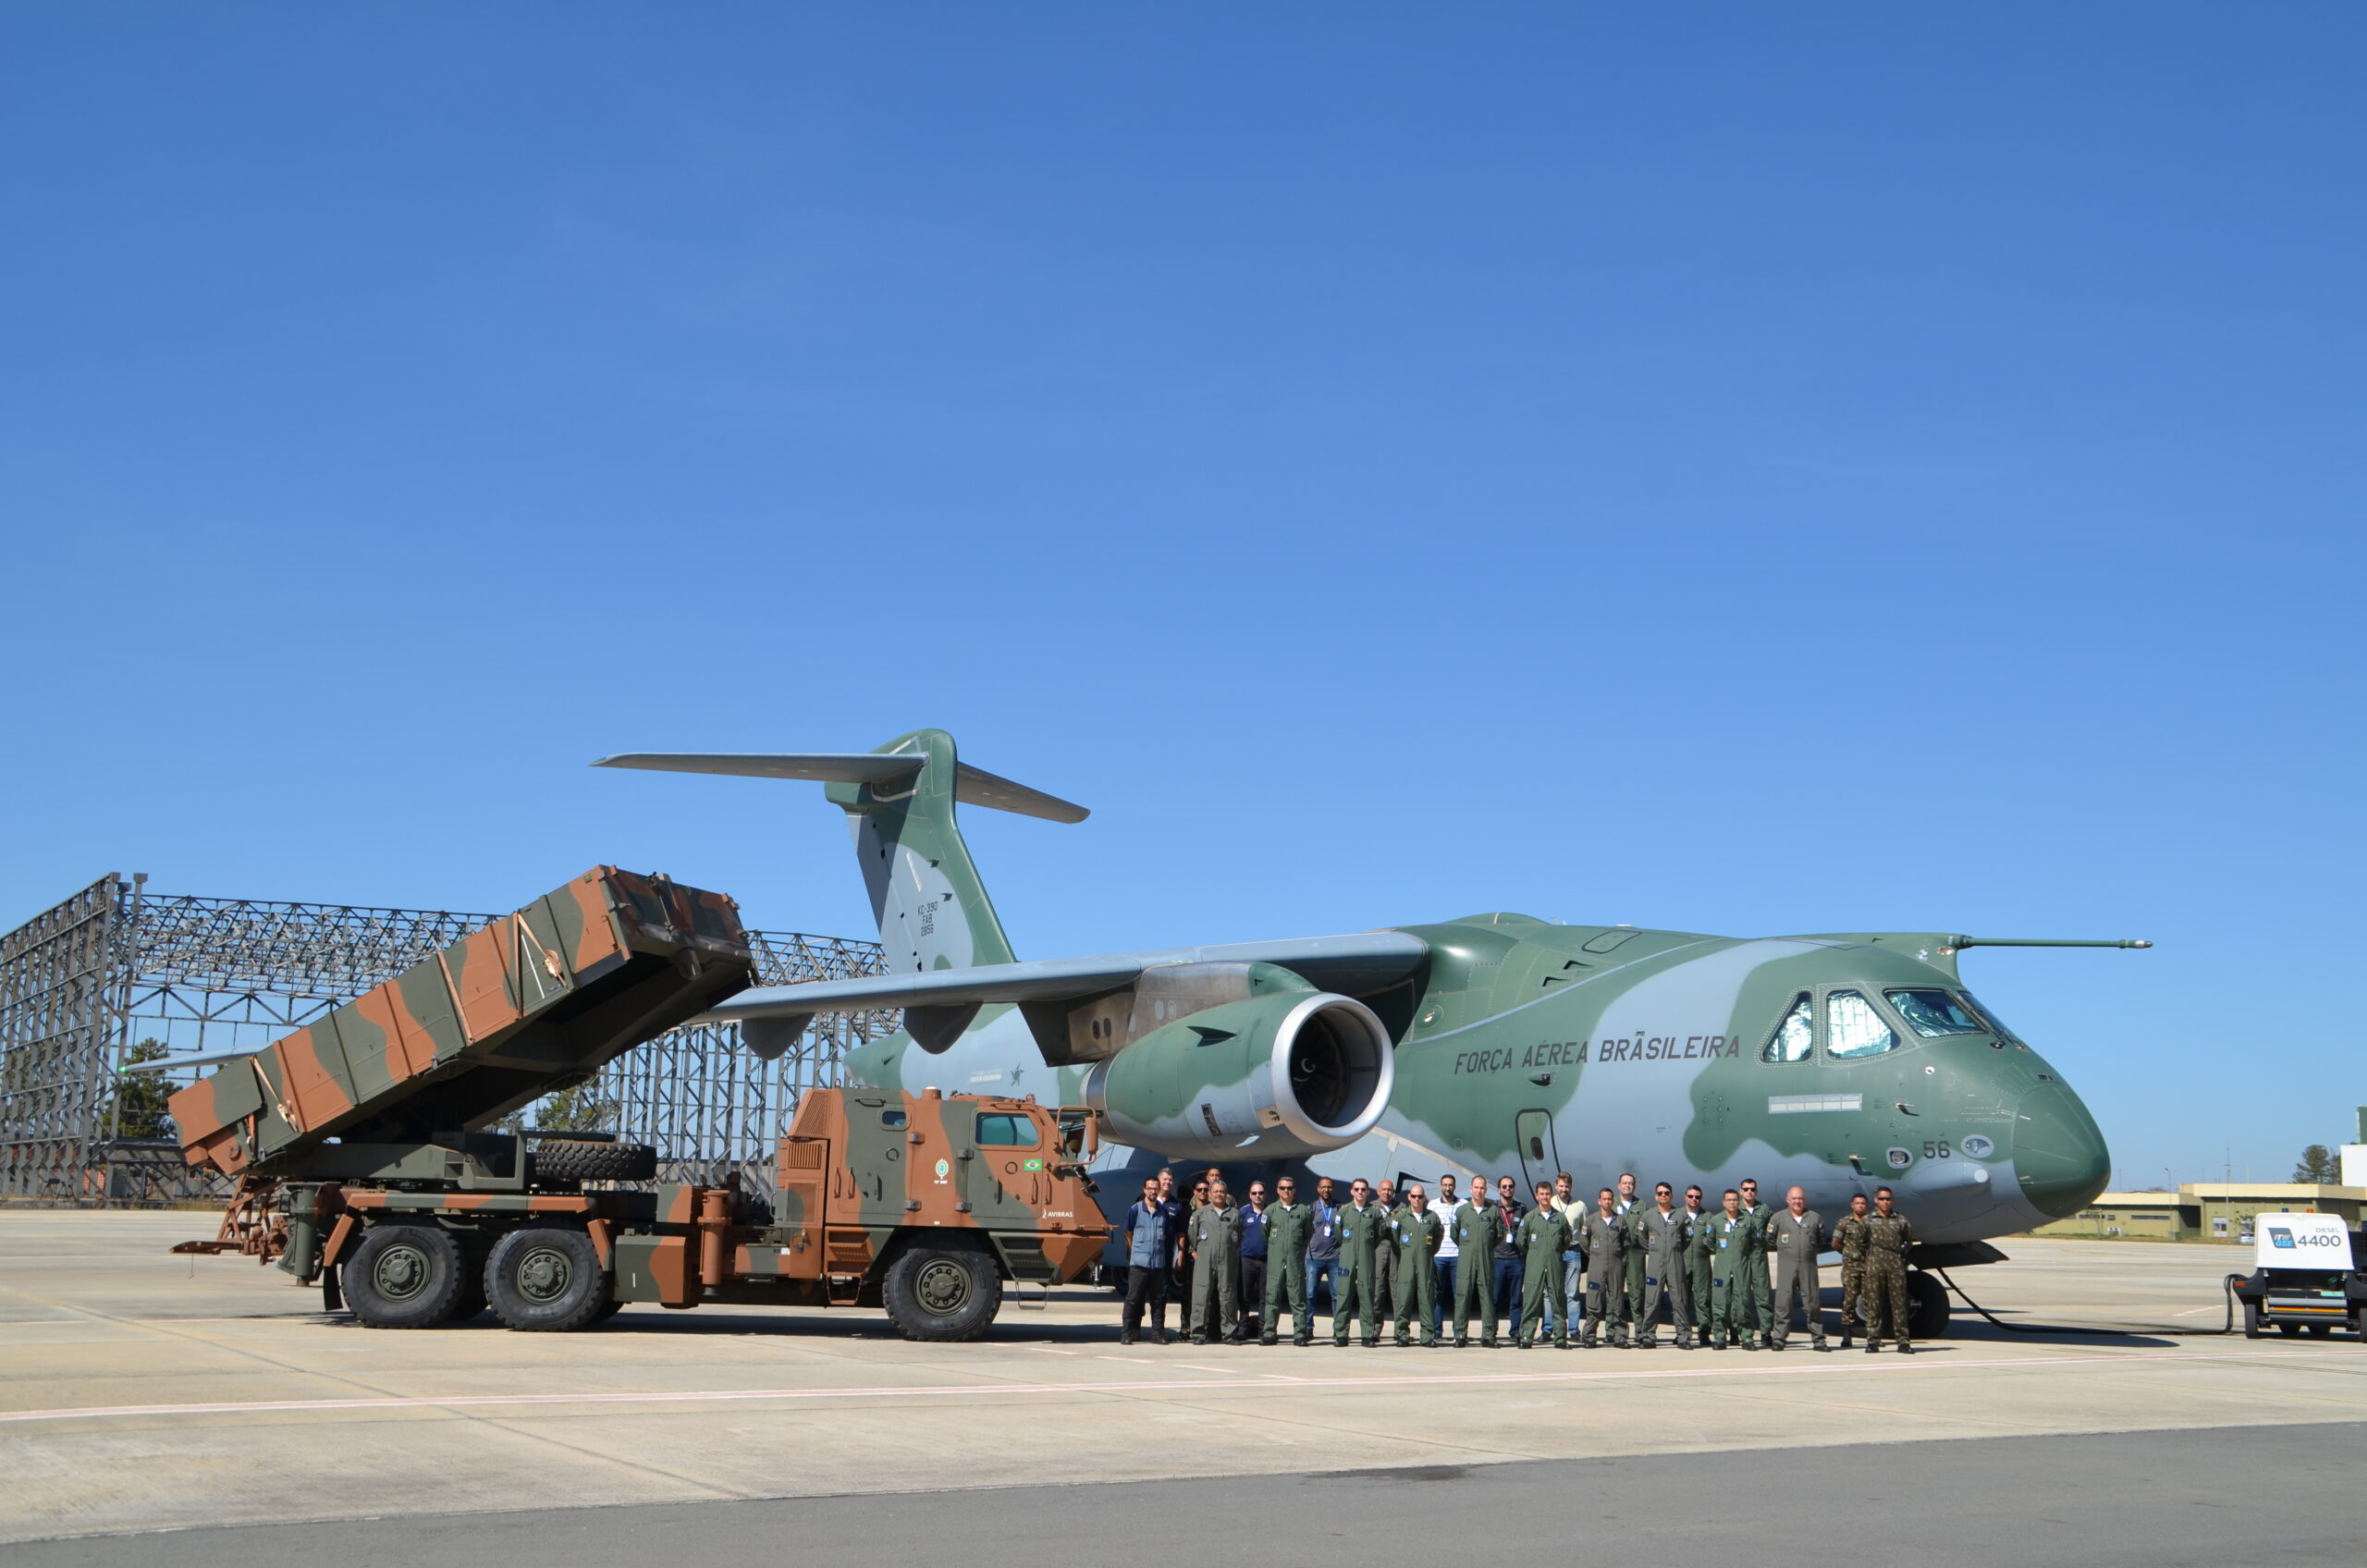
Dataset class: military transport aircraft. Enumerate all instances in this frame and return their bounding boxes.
[598,729,2139,1335]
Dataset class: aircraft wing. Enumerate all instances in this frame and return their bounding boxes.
[707,931,1429,1058]
[710,931,1428,1018]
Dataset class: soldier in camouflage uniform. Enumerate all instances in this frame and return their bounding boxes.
[1392,1184,1445,1346]
[1331,1179,1389,1347]
[1682,1185,1716,1344]
[1635,1182,1694,1349]
[1452,1190,1504,1346]
[1261,1175,1314,1345]
[1736,1178,1774,1350]
[1186,1182,1244,1345]
[1831,1192,1870,1349]
[1515,1182,1572,1348]
[1707,1188,1760,1350]
[1860,1186,1918,1354]
[1576,1188,1628,1347]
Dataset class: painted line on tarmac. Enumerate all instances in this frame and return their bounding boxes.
[0,1345,2349,1427]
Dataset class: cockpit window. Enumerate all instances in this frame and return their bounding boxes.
[1885,988,1985,1038]
[1824,990,1897,1059]
[1761,992,1814,1062]
[1959,991,2024,1046]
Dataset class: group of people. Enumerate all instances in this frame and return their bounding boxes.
[1120,1166,1921,1354]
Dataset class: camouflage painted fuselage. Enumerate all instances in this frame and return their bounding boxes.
[847,915,2111,1247]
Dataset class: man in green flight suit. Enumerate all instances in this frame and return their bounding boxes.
[1612,1172,1648,1344]
[1576,1187,1627,1348]
[1261,1175,1315,1345]
[1635,1181,1693,1349]
[1763,1184,1829,1352]
[1736,1178,1774,1351]
[1185,1181,1244,1345]
[1860,1185,1918,1354]
[1331,1178,1389,1347]
[1681,1184,1716,1346]
[1515,1182,1572,1348]
[1452,1185,1503,1346]
[1831,1192,1870,1349]
[1391,1184,1445,1346]
[1707,1188,1760,1350]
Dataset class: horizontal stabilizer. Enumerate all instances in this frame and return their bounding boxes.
[593,752,1089,824]
[704,931,1430,1024]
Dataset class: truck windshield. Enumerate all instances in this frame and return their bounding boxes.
[1885,988,1986,1038]
[976,1113,1039,1147]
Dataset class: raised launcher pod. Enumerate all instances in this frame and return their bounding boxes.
[169,868,754,1182]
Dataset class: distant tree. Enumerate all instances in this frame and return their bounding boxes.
[529,1081,620,1133]
[2292,1145,2340,1183]
[108,1039,178,1141]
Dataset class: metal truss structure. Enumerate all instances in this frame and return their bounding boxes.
[0,875,890,1206]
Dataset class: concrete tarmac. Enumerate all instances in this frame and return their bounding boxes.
[13,1424,2367,1568]
[4,1212,2362,1547]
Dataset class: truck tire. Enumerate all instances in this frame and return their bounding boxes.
[485,1227,611,1331]
[530,1141,657,1183]
[883,1244,1002,1341]
[1905,1271,1950,1341]
[2242,1299,2264,1339]
[344,1223,468,1329]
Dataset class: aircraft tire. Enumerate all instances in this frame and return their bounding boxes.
[485,1227,610,1332]
[883,1243,1003,1341]
[344,1223,468,1329]
[1905,1270,1950,1340]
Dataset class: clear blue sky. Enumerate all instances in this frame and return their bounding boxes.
[4,6,2360,1185]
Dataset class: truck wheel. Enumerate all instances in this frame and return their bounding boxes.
[2242,1300,2263,1339]
[530,1141,658,1184]
[485,1228,610,1331]
[449,1234,490,1323]
[883,1244,1002,1341]
[344,1224,467,1329]
[1905,1271,1951,1341]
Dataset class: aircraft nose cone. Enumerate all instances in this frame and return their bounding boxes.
[2013,1082,2111,1219]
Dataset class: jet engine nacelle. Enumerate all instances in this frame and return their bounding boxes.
[1080,988,1395,1161]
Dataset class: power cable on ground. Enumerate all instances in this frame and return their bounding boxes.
[1935,1267,2243,1338]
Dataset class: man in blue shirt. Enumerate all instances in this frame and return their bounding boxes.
[1122,1176,1177,1344]
[1235,1180,1270,1342]
[1304,1176,1342,1319]
[1156,1168,1189,1299]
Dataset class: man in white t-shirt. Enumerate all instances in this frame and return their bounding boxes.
[1430,1173,1466,1340]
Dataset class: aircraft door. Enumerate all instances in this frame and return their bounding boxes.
[1515,1109,1560,1192]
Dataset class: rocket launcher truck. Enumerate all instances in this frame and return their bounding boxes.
[165,866,1110,1341]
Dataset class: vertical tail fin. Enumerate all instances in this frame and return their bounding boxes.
[592,729,1086,973]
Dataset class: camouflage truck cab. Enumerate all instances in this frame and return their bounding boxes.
[738,1086,1108,1338]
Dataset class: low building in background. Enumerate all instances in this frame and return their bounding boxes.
[2030,1182,2365,1243]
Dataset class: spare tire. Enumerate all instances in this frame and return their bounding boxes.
[531,1140,657,1183]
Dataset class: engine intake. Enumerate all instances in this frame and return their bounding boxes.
[1081,987,1395,1160]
